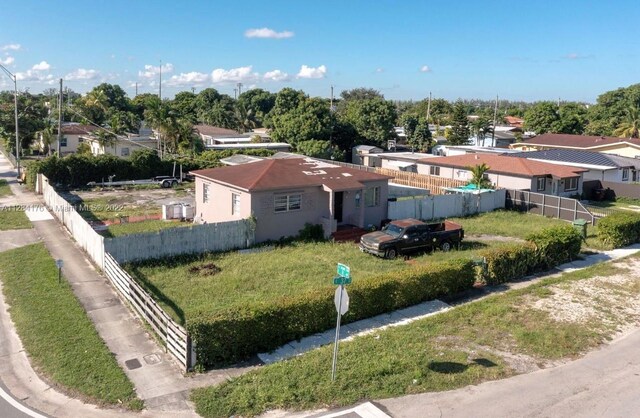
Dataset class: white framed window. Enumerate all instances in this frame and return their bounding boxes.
[365,186,380,207]
[202,183,210,203]
[622,168,629,181]
[565,177,578,191]
[232,193,240,215]
[537,177,546,191]
[274,194,302,213]
[120,147,130,156]
[429,166,440,176]
[60,137,67,147]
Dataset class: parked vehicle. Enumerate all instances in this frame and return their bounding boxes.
[359,218,464,259]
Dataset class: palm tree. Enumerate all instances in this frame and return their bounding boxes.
[467,163,492,189]
[234,103,257,133]
[37,125,56,155]
[94,129,117,155]
[614,105,640,139]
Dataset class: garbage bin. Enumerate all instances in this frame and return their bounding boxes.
[572,219,588,239]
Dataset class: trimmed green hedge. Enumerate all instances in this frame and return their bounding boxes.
[597,212,640,248]
[479,225,583,286]
[479,242,538,286]
[187,259,475,367]
[527,225,582,270]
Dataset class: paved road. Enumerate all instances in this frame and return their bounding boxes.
[0,381,45,418]
[378,327,640,417]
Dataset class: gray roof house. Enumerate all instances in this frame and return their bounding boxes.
[508,149,640,183]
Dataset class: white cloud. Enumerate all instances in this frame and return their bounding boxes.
[0,56,14,65]
[138,63,174,80]
[420,65,431,73]
[32,61,51,71]
[564,52,592,60]
[15,69,54,82]
[263,69,290,82]
[1,44,21,51]
[211,65,258,84]
[296,64,327,79]
[375,68,384,73]
[65,68,100,80]
[167,71,210,87]
[244,28,294,39]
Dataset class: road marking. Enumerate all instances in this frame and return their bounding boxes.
[0,383,49,418]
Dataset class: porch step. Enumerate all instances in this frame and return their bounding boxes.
[331,227,368,243]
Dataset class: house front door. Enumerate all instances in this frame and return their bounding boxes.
[334,192,344,223]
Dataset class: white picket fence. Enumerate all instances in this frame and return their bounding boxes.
[388,189,506,220]
[104,253,192,369]
[38,174,256,370]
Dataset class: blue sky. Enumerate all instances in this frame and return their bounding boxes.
[1,0,639,102]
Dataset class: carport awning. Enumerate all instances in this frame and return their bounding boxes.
[387,160,416,168]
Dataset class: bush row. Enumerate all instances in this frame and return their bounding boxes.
[187,259,476,367]
[597,212,640,248]
[25,148,274,189]
[478,225,583,285]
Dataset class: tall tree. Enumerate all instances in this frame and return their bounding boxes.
[268,97,333,149]
[613,105,640,138]
[410,117,432,152]
[339,97,397,148]
[523,101,559,134]
[448,101,471,145]
[340,88,384,101]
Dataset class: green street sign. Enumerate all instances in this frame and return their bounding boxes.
[337,263,350,279]
[333,276,352,285]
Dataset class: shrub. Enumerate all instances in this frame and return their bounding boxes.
[186,259,475,367]
[297,223,325,242]
[597,212,640,248]
[479,242,538,285]
[527,225,582,270]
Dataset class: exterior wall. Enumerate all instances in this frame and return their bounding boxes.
[595,145,640,158]
[195,178,250,223]
[54,134,83,154]
[250,186,330,242]
[362,179,389,228]
[91,140,157,158]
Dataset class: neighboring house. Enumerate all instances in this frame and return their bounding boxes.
[432,145,522,157]
[377,152,439,173]
[417,154,587,196]
[43,124,99,155]
[219,154,264,166]
[507,149,640,183]
[352,145,384,167]
[193,124,289,151]
[511,133,640,158]
[86,134,158,158]
[191,157,392,242]
[504,116,524,129]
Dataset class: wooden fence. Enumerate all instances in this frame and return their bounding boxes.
[104,253,193,370]
[318,159,467,194]
[505,189,595,224]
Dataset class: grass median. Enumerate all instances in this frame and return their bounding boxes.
[191,254,640,417]
[0,179,12,197]
[0,207,32,230]
[0,243,142,409]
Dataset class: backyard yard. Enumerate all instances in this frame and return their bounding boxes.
[61,185,195,237]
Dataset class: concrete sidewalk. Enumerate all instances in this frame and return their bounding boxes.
[0,153,252,416]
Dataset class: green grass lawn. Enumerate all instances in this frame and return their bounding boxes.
[588,196,640,210]
[0,243,142,409]
[126,239,504,325]
[191,257,637,418]
[0,179,12,197]
[448,210,571,238]
[105,219,191,238]
[0,208,32,230]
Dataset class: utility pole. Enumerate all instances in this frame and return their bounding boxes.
[135,82,138,97]
[159,60,162,100]
[191,87,196,94]
[491,94,498,148]
[426,91,432,121]
[558,97,561,107]
[0,64,20,177]
[330,85,334,111]
[233,88,237,100]
[236,82,243,96]
[57,79,63,156]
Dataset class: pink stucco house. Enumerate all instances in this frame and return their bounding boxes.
[191,157,392,242]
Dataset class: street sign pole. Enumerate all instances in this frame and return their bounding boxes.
[331,283,344,381]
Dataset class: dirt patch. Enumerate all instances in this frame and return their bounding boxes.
[528,258,640,334]
[467,234,526,243]
[188,263,222,276]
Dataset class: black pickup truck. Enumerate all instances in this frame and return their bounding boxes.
[359,218,464,259]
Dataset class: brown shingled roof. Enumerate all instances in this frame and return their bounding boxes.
[192,158,391,191]
[193,124,240,137]
[420,154,587,178]
[61,124,98,135]
[522,133,640,149]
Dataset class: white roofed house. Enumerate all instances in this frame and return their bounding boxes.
[194,124,291,152]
